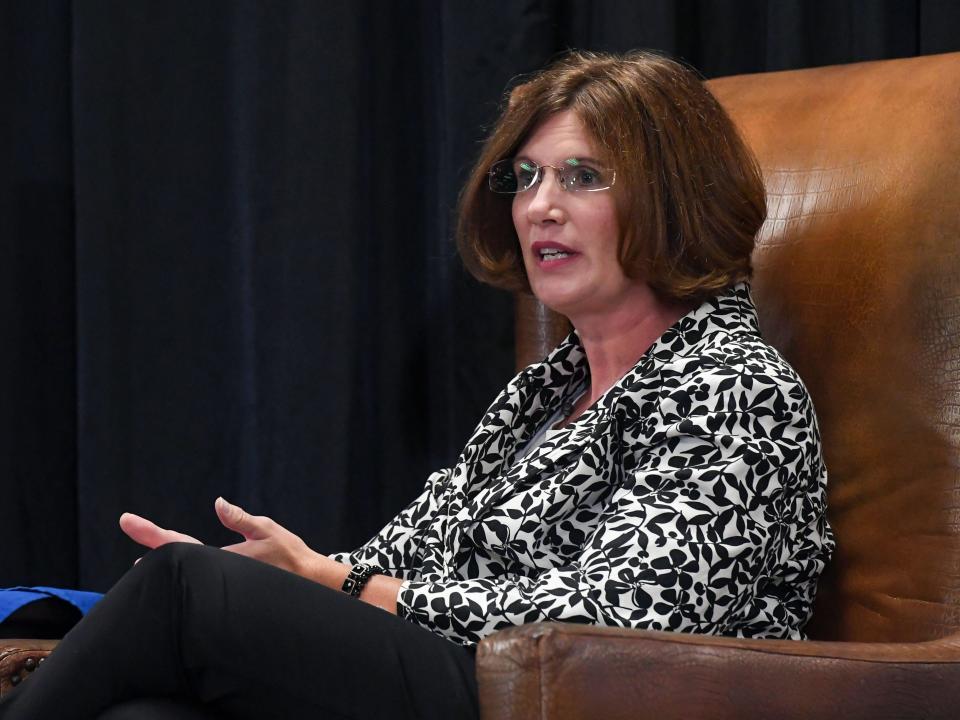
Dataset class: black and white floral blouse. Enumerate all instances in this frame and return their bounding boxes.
[331,282,835,646]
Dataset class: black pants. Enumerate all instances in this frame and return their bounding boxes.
[0,543,479,719]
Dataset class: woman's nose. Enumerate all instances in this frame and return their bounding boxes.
[525,168,566,221]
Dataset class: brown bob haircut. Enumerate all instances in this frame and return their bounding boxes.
[456,50,766,302]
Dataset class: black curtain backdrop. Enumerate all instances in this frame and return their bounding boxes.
[3,0,959,591]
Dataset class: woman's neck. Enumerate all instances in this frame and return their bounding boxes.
[571,291,697,408]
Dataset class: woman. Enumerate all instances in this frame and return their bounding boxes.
[0,50,833,719]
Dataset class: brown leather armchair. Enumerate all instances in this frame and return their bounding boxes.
[5,51,960,717]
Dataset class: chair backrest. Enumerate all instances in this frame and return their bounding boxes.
[515,52,960,643]
[708,52,960,643]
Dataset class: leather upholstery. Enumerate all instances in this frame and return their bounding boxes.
[0,640,56,696]
[477,623,960,720]
[713,51,960,645]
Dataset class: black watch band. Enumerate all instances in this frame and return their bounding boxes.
[341,562,384,597]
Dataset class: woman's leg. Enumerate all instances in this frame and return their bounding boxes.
[0,543,478,720]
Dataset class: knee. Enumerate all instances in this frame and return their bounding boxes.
[135,542,221,584]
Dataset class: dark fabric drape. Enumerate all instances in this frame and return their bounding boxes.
[3,0,959,592]
[2,0,78,586]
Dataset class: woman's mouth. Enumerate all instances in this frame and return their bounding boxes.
[537,249,580,268]
[533,242,580,268]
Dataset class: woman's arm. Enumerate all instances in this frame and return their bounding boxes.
[121,463,455,614]
[121,497,408,613]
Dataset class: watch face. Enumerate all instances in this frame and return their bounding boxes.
[341,563,385,598]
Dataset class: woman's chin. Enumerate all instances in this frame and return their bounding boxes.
[530,288,583,317]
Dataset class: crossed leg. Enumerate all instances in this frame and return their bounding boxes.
[0,543,478,719]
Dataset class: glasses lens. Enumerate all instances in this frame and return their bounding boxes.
[561,160,615,192]
[489,160,519,193]
[489,159,542,193]
[513,160,539,191]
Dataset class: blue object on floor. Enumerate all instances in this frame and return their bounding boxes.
[0,587,103,623]
[0,587,104,638]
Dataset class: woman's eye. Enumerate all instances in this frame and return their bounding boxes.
[572,167,601,187]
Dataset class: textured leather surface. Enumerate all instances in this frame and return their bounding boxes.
[496,51,960,718]
[708,51,960,644]
[0,640,57,697]
[478,624,960,720]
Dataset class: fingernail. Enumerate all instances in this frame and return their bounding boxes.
[217,497,239,517]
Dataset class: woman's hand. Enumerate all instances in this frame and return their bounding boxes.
[120,498,401,613]
[213,497,331,581]
[215,499,401,612]
[119,499,344,587]
[119,512,203,548]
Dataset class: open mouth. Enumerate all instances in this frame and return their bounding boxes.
[537,247,580,266]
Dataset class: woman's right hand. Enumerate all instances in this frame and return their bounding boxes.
[119,512,204,550]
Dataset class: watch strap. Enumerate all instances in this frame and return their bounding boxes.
[341,562,384,597]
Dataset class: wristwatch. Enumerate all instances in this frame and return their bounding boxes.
[341,562,384,597]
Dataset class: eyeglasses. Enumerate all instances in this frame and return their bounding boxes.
[488,158,616,194]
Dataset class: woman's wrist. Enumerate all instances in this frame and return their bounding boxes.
[359,574,402,615]
[297,551,349,589]
[312,555,401,614]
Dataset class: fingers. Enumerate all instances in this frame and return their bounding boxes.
[215,497,272,540]
[119,512,203,549]
[119,499,275,555]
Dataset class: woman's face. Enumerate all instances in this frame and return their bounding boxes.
[512,110,642,321]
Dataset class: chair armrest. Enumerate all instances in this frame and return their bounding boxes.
[476,623,960,720]
[0,640,58,697]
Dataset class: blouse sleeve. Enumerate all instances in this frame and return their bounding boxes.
[395,369,825,645]
[328,467,450,579]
